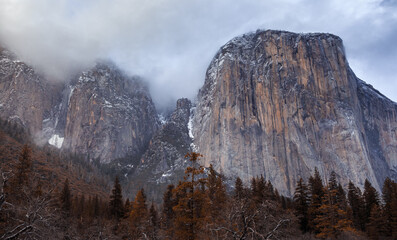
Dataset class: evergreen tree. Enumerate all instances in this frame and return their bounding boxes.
[308,167,324,232]
[348,181,365,231]
[124,198,131,218]
[382,177,394,236]
[173,152,208,240]
[149,203,159,240]
[130,188,148,223]
[129,188,148,237]
[234,177,244,200]
[391,188,397,239]
[366,204,387,239]
[162,184,176,234]
[315,187,352,238]
[293,178,309,232]
[363,179,379,226]
[254,175,265,203]
[60,178,72,215]
[266,180,276,200]
[206,164,227,228]
[336,184,347,208]
[109,176,124,220]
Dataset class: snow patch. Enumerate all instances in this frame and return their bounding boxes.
[188,107,195,139]
[68,85,75,105]
[188,107,198,151]
[48,134,64,149]
[158,114,167,125]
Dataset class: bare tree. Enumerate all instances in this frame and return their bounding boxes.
[0,170,12,211]
[0,182,58,240]
[207,198,295,240]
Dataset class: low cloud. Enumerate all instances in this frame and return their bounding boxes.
[0,0,396,109]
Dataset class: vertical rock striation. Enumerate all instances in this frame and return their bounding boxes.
[192,30,397,195]
[62,63,159,163]
[0,47,62,141]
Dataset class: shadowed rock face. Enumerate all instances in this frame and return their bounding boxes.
[0,47,159,163]
[0,48,63,141]
[191,30,397,195]
[62,63,159,163]
[125,98,193,202]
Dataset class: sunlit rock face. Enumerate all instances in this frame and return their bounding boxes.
[191,30,397,196]
[62,63,159,163]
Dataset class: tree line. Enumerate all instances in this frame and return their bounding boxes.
[2,144,397,239]
[293,168,397,239]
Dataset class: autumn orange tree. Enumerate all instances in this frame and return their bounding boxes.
[129,188,148,238]
[173,152,208,240]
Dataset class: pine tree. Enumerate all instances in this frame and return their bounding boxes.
[129,188,148,237]
[206,164,227,228]
[162,184,176,235]
[234,177,244,200]
[315,187,352,238]
[348,181,365,231]
[109,176,124,220]
[363,179,379,227]
[308,167,324,232]
[130,188,148,223]
[254,175,266,203]
[391,188,397,239]
[382,177,394,236]
[124,198,131,218]
[173,152,208,240]
[149,203,159,240]
[294,178,309,232]
[366,204,387,239]
[60,178,72,215]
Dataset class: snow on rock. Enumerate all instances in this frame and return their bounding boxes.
[48,134,64,149]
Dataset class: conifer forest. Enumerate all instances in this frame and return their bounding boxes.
[1,120,397,239]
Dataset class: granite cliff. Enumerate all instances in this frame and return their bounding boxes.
[0,47,63,141]
[1,30,396,197]
[191,30,397,195]
[0,46,159,163]
[62,63,159,163]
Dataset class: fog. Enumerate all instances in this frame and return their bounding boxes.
[0,0,396,109]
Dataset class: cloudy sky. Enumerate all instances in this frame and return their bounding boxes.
[0,0,396,109]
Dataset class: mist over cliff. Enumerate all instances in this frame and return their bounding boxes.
[1,0,397,110]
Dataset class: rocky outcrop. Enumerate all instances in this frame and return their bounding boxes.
[0,46,159,163]
[191,30,397,195]
[0,47,63,141]
[126,98,193,201]
[62,63,159,163]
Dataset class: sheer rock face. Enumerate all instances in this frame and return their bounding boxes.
[0,46,159,163]
[0,48,62,141]
[62,63,159,163]
[191,30,397,195]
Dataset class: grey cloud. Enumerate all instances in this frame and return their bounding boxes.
[0,0,396,109]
